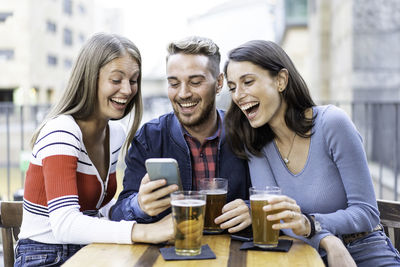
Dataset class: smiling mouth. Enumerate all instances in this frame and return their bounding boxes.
[179,101,198,108]
[110,97,128,106]
[240,102,259,117]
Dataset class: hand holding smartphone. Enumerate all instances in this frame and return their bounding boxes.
[145,158,183,190]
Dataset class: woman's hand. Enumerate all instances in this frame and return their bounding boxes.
[214,199,252,233]
[262,195,310,236]
[131,214,174,244]
[320,235,356,267]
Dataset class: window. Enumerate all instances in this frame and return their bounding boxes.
[63,28,73,46]
[285,0,307,26]
[0,49,14,61]
[0,12,13,23]
[0,89,13,102]
[63,0,73,15]
[47,55,58,66]
[78,3,86,14]
[46,88,54,103]
[46,21,57,33]
[64,58,72,69]
[78,33,85,43]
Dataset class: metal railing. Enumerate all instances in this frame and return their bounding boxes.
[0,101,399,200]
[0,103,50,200]
[321,101,400,200]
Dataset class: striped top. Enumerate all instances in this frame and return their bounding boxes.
[18,115,135,245]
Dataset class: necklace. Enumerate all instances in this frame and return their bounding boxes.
[275,133,296,165]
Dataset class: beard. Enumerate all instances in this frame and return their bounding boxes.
[173,97,216,128]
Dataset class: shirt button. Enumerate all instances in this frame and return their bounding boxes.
[200,153,204,157]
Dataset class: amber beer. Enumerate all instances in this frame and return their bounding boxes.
[203,190,227,232]
[171,191,206,256]
[250,187,281,248]
[198,178,228,233]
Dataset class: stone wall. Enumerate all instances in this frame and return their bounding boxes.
[352,0,400,101]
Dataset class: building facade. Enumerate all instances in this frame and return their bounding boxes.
[0,0,94,105]
[307,0,400,103]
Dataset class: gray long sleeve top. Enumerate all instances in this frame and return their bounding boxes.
[248,105,380,250]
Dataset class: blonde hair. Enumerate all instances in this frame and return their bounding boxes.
[31,32,143,152]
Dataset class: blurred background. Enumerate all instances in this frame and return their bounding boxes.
[0,0,399,204]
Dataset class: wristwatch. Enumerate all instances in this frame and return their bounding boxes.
[312,215,322,233]
[303,213,322,238]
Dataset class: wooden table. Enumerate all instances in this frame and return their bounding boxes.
[63,235,324,267]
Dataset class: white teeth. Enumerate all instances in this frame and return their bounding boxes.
[180,102,197,108]
[240,102,259,111]
[111,98,128,104]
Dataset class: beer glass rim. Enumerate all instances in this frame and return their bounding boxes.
[249,186,281,195]
[198,178,228,190]
[199,178,227,182]
[170,191,206,202]
[171,190,205,196]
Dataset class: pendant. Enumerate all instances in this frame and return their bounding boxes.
[283,158,289,165]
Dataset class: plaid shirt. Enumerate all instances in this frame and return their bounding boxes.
[183,116,221,190]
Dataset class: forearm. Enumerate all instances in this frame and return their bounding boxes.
[320,235,356,267]
[50,206,134,244]
[111,194,154,222]
[311,206,379,235]
[320,235,342,250]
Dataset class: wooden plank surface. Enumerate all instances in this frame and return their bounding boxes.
[377,199,400,251]
[377,199,400,223]
[227,239,247,267]
[63,242,149,267]
[62,235,324,267]
[246,237,324,267]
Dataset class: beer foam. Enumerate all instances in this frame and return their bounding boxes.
[171,199,206,207]
[200,189,227,195]
[250,194,276,201]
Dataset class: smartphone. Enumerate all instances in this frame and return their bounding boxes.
[230,226,253,242]
[145,158,182,189]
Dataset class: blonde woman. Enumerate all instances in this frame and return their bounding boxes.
[15,33,173,267]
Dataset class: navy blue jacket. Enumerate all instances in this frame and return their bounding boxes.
[111,110,251,223]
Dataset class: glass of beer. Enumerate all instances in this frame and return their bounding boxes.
[198,178,228,233]
[171,191,206,256]
[250,186,282,248]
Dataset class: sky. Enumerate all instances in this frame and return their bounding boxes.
[97,0,230,77]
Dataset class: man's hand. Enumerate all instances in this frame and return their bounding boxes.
[214,199,251,233]
[131,214,174,244]
[137,174,178,216]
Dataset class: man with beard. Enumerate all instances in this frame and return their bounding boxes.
[111,36,251,233]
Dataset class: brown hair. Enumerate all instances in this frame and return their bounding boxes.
[224,40,315,160]
[166,36,220,78]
